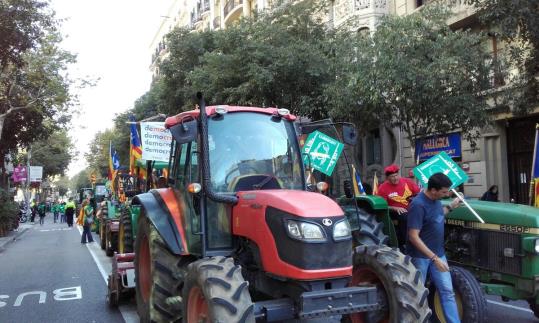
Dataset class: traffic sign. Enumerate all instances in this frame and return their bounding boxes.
[413,151,468,189]
[302,130,344,176]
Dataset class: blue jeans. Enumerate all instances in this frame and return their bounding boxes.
[81,225,94,243]
[412,255,460,323]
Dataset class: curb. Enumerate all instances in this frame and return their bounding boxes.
[0,227,30,253]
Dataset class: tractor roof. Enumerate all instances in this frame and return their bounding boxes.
[165,105,296,129]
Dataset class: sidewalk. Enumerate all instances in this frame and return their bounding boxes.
[0,222,32,253]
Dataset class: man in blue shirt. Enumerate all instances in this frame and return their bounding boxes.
[407,172,461,323]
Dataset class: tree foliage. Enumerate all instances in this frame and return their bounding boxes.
[464,0,538,114]
[29,130,74,179]
[342,6,493,152]
[0,0,77,187]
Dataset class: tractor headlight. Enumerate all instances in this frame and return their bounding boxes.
[333,219,352,240]
[535,239,539,254]
[286,220,326,242]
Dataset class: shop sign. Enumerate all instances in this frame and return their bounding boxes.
[415,132,461,161]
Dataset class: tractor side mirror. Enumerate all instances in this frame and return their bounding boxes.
[170,118,198,144]
[342,124,357,146]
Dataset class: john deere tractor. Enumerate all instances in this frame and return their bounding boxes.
[131,97,431,322]
[299,119,489,323]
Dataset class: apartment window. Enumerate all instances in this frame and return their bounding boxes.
[366,129,381,165]
[416,0,424,8]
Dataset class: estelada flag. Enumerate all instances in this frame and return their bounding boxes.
[351,165,365,196]
[531,124,539,207]
[129,115,142,174]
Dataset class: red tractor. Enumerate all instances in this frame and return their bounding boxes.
[132,95,431,322]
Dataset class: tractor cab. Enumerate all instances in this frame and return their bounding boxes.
[131,99,430,322]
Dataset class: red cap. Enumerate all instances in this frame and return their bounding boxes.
[408,170,414,178]
[384,164,400,176]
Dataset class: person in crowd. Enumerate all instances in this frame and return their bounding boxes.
[407,173,462,323]
[52,201,59,223]
[376,164,420,249]
[480,185,499,202]
[60,202,66,223]
[30,199,37,224]
[78,199,95,244]
[37,201,46,225]
[65,198,76,227]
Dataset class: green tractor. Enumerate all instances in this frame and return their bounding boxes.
[299,119,489,322]
[117,159,168,254]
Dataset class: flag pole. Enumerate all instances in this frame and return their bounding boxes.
[529,124,539,206]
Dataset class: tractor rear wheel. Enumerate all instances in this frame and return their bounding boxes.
[429,266,487,323]
[346,245,431,323]
[119,208,133,253]
[527,299,539,319]
[353,209,389,246]
[100,207,108,250]
[183,256,254,323]
[135,214,189,323]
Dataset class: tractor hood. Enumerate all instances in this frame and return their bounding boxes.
[236,190,344,218]
[443,199,539,229]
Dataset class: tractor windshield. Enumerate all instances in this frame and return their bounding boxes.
[208,112,304,193]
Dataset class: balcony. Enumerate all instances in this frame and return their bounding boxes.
[224,0,243,26]
[191,11,203,26]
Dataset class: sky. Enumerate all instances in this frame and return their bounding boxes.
[49,0,175,177]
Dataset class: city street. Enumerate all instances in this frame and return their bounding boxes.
[0,214,537,322]
[0,214,136,323]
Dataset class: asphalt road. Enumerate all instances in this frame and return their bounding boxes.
[1,214,538,322]
[0,214,126,323]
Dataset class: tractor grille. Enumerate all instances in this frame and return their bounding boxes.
[475,230,522,276]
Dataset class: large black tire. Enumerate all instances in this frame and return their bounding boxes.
[347,245,431,323]
[106,225,118,257]
[119,207,133,253]
[354,209,389,246]
[429,266,487,323]
[135,215,189,323]
[527,299,539,319]
[183,256,254,323]
[100,221,106,250]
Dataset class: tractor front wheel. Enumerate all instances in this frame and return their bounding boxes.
[119,208,133,253]
[135,214,188,322]
[183,256,254,323]
[429,266,487,323]
[106,226,118,257]
[346,245,431,323]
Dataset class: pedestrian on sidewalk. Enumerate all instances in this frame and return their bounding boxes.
[37,201,46,225]
[78,198,95,244]
[65,199,76,227]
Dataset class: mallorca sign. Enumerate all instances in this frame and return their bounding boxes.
[302,130,344,176]
[413,151,468,189]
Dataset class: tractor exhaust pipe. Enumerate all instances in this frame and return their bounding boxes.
[197,92,238,205]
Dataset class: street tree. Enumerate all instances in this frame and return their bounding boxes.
[28,130,74,179]
[464,0,538,115]
[70,168,91,194]
[346,5,493,157]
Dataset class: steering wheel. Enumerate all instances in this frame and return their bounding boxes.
[224,165,259,186]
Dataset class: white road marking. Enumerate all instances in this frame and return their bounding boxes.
[76,225,138,323]
[487,299,534,313]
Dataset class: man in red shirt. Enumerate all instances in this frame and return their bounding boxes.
[376,164,420,249]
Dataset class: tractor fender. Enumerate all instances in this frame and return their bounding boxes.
[132,189,187,255]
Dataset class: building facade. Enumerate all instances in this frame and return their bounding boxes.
[149,0,538,203]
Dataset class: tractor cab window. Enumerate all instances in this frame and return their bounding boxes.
[207,112,303,193]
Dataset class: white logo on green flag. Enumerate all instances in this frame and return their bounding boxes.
[302,130,344,176]
[413,151,468,189]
